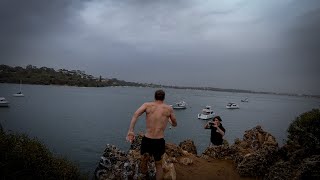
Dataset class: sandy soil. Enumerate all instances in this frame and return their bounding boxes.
[174,155,259,180]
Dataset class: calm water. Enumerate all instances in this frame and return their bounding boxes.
[1,83,319,174]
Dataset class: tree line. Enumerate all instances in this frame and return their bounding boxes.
[0,64,158,88]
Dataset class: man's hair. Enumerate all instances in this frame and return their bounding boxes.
[154,89,165,101]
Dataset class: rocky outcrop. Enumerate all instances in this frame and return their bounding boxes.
[94,144,143,180]
[94,118,320,180]
[178,139,197,155]
[165,143,184,158]
[95,134,185,180]
[233,126,279,176]
[202,126,279,177]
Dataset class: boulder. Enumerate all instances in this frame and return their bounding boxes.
[233,126,279,176]
[165,143,184,158]
[178,139,197,155]
[202,145,235,160]
[179,157,193,165]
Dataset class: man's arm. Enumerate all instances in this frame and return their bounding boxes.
[126,103,147,142]
[169,108,177,127]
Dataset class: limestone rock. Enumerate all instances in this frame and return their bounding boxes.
[130,132,144,151]
[179,157,193,165]
[95,134,180,180]
[179,139,197,155]
[202,145,235,160]
[162,154,177,180]
[165,143,184,158]
[233,126,279,176]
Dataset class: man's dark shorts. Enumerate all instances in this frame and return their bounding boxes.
[140,136,165,161]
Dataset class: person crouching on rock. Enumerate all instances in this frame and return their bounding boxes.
[204,116,225,146]
[126,89,177,180]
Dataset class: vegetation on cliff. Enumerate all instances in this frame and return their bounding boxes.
[268,108,320,179]
[0,64,157,88]
[287,108,320,156]
[0,125,88,179]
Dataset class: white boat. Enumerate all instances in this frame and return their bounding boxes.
[13,92,24,97]
[13,80,24,97]
[226,102,239,109]
[0,97,9,107]
[241,98,249,102]
[198,105,215,120]
[171,101,187,109]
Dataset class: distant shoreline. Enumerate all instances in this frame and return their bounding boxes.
[161,85,320,99]
[1,64,319,99]
[1,82,319,99]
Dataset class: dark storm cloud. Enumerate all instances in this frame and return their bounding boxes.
[0,0,74,34]
[0,0,320,94]
[287,7,320,59]
[0,0,84,63]
[281,2,320,94]
[202,0,249,16]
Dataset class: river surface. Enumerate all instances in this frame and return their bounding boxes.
[1,83,319,174]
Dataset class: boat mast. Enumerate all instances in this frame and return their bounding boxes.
[19,80,22,92]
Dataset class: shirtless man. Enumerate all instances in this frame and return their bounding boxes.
[126,89,177,180]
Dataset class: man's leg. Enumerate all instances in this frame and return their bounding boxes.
[140,153,150,174]
[155,160,163,180]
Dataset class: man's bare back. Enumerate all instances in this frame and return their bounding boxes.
[126,100,177,142]
[144,101,176,138]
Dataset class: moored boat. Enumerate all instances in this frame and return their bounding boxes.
[171,101,187,109]
[226,102,239,109]
[198,105,215,120]
[13,80,24,97]
[0,97,9,107]
[13,92,24,97]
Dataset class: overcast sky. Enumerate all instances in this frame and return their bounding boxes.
[1,0,320,95]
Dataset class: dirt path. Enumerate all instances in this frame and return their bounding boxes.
[174,155,258,180]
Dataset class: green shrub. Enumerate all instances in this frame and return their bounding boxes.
[287,109,320,155]
[0,129,88,179]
